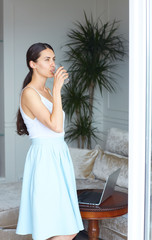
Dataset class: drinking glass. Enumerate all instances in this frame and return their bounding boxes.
[54,64,70,85]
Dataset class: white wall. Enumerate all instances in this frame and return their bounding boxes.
[0,0,4,178]
[102,0,129,134]
[3,0,129,181]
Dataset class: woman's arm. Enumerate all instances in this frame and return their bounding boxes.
[21,67,68,133]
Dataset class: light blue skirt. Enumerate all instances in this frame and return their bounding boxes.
[16,137,84,240]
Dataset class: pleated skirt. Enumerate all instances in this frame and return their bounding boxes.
[16,136,84,240]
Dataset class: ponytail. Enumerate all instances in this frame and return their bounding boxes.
[16,71,32,135]
[22,71,32,88]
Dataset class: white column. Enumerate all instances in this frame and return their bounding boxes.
[128,0,147,239]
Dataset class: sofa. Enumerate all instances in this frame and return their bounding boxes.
[0,128,128,240]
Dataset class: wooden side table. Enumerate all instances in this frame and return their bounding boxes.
[78,189,128,240]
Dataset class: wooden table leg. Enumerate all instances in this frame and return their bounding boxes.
[88,220,99,240]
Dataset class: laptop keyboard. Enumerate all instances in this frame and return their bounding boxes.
[78,191,102,204]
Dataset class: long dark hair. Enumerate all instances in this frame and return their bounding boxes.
[16,42,54,135]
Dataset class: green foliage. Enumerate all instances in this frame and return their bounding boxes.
[65,115,100,149]
[64,12,126,94]
[62,80,90,121]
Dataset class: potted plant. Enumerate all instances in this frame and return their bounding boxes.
[62,12,126,149]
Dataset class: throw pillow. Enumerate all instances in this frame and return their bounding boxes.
[92,152,128,188]
[105,128,128,157]
[69,147,100,179]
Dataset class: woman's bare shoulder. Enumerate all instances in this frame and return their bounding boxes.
[21,86,41,102]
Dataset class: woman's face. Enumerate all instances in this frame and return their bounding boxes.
[31,48,56,78]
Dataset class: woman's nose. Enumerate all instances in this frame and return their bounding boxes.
[51,60,55,66]
[51,62,55,68]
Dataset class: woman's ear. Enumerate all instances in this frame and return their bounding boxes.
[29,60,36,69]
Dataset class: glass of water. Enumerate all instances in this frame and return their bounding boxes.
[54,64,70,85]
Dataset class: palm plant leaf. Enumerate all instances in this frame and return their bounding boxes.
[65,115,100,148]
[64,12,126,96]
[62,81,91,121]
[66,51,118,94]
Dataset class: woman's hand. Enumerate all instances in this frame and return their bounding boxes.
[53,66,69,90]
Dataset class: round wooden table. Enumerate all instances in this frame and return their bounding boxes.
[78,189,128,240]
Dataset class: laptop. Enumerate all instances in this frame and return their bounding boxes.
[78,168,121,206]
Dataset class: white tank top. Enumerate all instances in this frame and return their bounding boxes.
[20,87,65,139]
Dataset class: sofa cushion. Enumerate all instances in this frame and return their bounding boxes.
[69,147,99,179]
[92,152,128,189]
[0,228,32,240]
[105,128,128,157]
[0,182,22,228]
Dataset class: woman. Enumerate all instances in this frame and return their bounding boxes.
[16,43,84,240]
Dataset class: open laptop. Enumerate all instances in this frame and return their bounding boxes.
[78,168,121,206]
